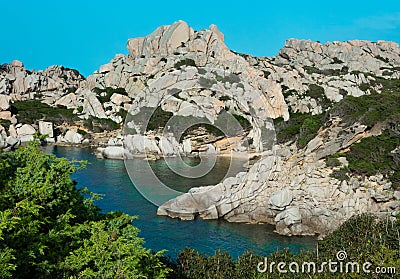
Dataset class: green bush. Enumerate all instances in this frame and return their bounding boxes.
[304,66,348,76]
[219,95,232,101]
[307,84,331,110]
[341,130,400,188]
[11,100,79,125]
[0,142,170,278]
[170,214,400,279]
[274,113,324,148]
[146,106,174,132]
[174,59,196,70]
[329,80,400,128]
[93,87,128,103]
[0,119,11,129]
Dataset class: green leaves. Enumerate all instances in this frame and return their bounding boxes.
[0,141,170,278]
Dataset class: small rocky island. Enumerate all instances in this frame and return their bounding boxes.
[1,20,399,237]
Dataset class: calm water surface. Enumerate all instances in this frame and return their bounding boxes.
[42,145,316,258]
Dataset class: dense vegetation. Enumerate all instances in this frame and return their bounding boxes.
[327,78,400,187]
[1,143,398,278]
[11,100,80,126]
[274,113,324,149]
[0,141,170,278]
[11,99,120,133]
[169,214,399,278]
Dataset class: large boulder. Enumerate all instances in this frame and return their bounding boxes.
[101,146,132,159]
[11,60,24,67]
[6,136,20,147]
[0,111,12,121]
[268,188,293,210]
[124,134,160,154]
[159,136,180,156]
[182,138,192,154]
[55,93,78,109]
[17,124,36,142]
[82,90,107,118]
[275,206,302,226]
[110,93,130,106]
[62,130,83,144]
[0,95,11,110]
[38,121,54,138]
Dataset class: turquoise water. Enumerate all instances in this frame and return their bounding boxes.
[42,145,316,259]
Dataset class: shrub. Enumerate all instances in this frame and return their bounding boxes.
[0,142,170,278]
[146,106,173,132]
[307,84,331,110]
[174,59,196,70]
[344,130,399,188]
[0,119,11,130]
[274,113,324,148]
[170,214,400,278]
[329,80,400,128]
[11,100,79,125]
[219,95,231,101]
[93,87,128,103]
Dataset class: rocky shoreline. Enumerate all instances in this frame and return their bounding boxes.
[2,20,400,237]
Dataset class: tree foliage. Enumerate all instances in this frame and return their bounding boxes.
[170,215,400,279]
[0,141,170,278]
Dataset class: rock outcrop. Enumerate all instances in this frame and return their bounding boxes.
[158,119,400,236]
[1,21,400,237]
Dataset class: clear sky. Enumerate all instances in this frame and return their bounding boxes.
[2,0,400,76]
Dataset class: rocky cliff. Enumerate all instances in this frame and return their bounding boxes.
[1,20,399,237]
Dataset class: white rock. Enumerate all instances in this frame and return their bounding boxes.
[0,95,11,110]
[182,138,192,154]
[55,93,78,109]
[63,130,83,144]
[11,60,24,67]
[205,143,217,154]
[6,136,20,147]
[17,124,36,137]
[99,63,113,73]
[159,136,176,156]
[38,121,53,138]
[275,207,302,226]
[0,135,5,148]
[124,134,160,154]
[269,188,293,210]
[110,93,130,105]
[102,146,132,159]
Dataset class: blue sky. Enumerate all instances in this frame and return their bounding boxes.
[2,0,400,76]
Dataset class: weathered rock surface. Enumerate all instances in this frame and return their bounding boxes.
[60,130,83,144]
[98,146,133,159]
[38,121,54,138]
[2,21,400,237]
[158,119,400,236]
